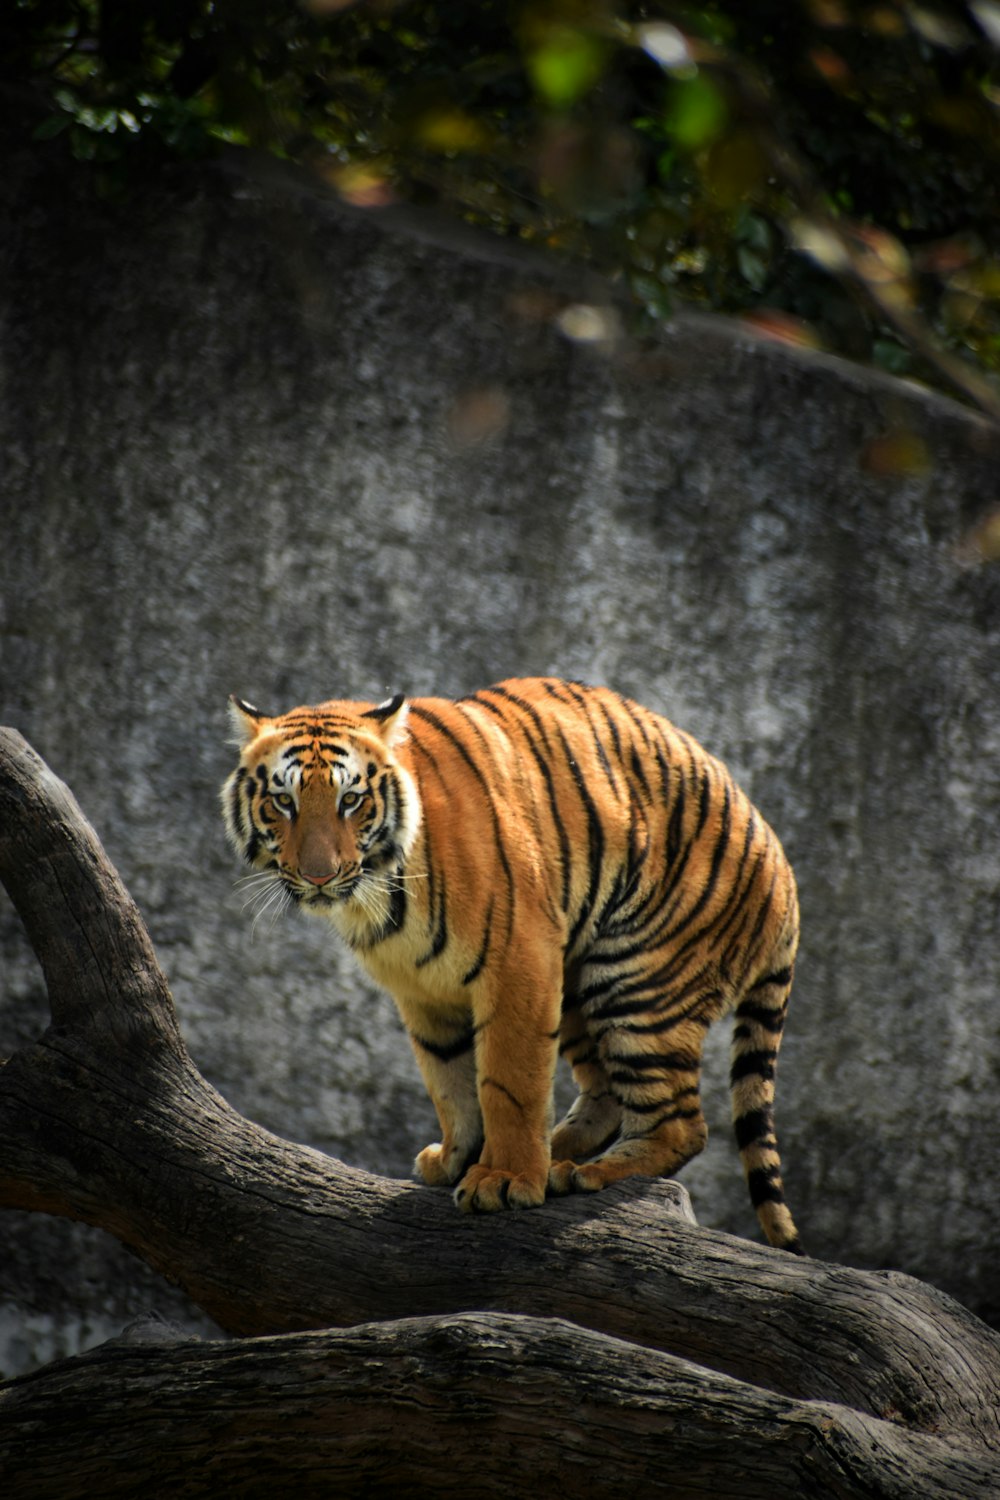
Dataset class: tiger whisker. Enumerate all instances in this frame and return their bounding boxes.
[359,876,414,905]
[352,881,384,920]
[234,871,283,890]
[239,872,287,921]
[249,880,291,938]
[240,879,283,911]
[360,868,426,886]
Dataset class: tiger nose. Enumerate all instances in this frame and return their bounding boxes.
[300,869,336,887]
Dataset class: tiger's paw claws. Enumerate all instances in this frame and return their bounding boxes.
[454,1165,546,1213]
[548,1160,606,1195]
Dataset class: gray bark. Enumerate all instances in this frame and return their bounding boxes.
[3,1314,1000,1500]
[1,728,999,1498]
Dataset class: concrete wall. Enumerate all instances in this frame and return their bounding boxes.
[2,141,999,1374]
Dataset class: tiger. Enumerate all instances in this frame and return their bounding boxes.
[221,676,804,1253]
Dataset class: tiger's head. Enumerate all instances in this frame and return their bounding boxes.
[221,693,421,925]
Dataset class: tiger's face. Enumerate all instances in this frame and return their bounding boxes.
[221,694,420,921]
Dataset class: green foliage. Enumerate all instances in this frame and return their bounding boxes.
[5,0,1000,409]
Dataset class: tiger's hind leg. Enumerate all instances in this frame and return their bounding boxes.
[548,1008,711,1196]
[549,1001,622,1169]
[731,962,804,1254]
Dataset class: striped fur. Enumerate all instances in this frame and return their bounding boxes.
[221,677,803,1252]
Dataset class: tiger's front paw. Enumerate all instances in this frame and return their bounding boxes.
[454,1164,547,1213]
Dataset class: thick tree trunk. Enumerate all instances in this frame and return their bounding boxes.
[3,1313,1000,1500]
[2,726,999,1497]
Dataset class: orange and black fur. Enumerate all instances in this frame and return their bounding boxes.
[222,677,803,1252]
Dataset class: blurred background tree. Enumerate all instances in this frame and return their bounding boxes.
[4,0,1000,414]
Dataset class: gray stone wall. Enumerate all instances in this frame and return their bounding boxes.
[2,141,999,1375]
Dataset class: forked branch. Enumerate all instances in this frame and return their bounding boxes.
[1,726,999,1497]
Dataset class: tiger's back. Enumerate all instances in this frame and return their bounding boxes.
[223,676,802,1252]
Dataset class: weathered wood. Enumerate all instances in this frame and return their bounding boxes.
[2,725,1000,1498]
[2,1313,999,1500]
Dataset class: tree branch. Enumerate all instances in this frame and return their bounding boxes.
[0,730,180,1044]
[2,1313,998,1500]
[2,725,1000,1492]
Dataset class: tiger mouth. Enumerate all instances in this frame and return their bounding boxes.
[289,876,360,905]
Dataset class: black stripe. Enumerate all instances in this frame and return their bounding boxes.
[730,870,778,974]
[622,746,704,943]
[557,724,606,954]
[597,698,624,762]
[733,1107,774,1150]
[478,684,554,751]
[575,972,626,1007]
[475,689,572,914]
[481,1077,524,1112]
[366,881,406,944]
[694,757,714,836]
[585,985,669,1024]
[733,1000,788,1036]
[748,1165,786,1207]
[665,777,732,937]
[663,752,686,868]
[409,705,516,941]
[610,690,655,752]
[604,1049,700,1072]
[462,899,493,985]
[625,1099,702,1127]
[360,791,393,862]
[718,861,777,982]
[282,711,354,730]
[629,744,651,800]
[560,1040,599,1066]
[571,692,621,799]
[611,823,746,1001]
[617,1003,715,1036]
[587,953,711,1016]
[748,966,793,993]
[415,875,448,967]
[587,972,711,1029]
[229,768,248,836]
[412,1028,475,1063]
[730,1048,776,1084]
[705,812,761,956]
[618,1096,685,1116]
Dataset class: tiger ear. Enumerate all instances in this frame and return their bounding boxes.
[362,692,409,747]
[228,695,270,747]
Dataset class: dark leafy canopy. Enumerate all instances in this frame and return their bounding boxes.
[6,0,1000,406]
